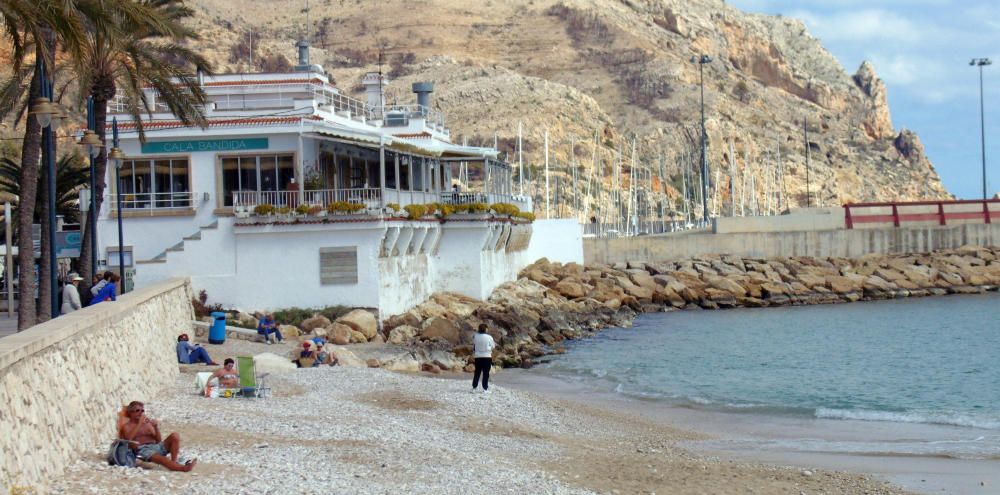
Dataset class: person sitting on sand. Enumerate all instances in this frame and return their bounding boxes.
[314,342,337,366]
[210,358,240,388]
[294,341,316,367]
[176,334,217,365]
[118,401,196,472]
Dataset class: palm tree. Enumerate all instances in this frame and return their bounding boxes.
[0,0,92,328]
[75,0,212,287]
[0,153,90,225]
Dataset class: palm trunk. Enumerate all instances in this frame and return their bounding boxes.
[17,64,42,330]
[92,93,110,244]
[37,134,52,322]
[78,190,94,290]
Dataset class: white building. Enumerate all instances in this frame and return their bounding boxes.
[96,45,581,319]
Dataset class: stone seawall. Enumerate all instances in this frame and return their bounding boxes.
[377,246,1000,371]
[0,279,193,491]
[585,223,1000,264]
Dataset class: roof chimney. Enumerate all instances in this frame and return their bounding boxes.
[412,82,433,114]
[294,40,322,72]
[363,72,388,110]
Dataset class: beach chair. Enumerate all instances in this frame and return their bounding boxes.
[236,355,270,398]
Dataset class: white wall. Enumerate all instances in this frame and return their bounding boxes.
[524,219,584,265]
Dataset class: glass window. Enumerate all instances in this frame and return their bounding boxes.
[118,158,190,209]
[220,154,295,207]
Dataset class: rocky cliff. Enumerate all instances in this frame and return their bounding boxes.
[184,0,951,215]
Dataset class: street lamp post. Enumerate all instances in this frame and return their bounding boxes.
[692,54,712,224]
[971,58,992,200]
[108,118,126,291]
[29,61,61,318]
[77,99,103,281]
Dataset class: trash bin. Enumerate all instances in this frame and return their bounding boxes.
[209,311,227,345]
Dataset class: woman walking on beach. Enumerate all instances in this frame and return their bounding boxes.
[472,324,495,394]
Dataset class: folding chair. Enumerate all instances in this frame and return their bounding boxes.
[236,356,270,398]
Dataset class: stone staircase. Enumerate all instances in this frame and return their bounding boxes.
[139,220,218,264]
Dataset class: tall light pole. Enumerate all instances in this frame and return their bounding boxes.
[692,54,712,223]
[108,118,127,291]
[971,58,992,199]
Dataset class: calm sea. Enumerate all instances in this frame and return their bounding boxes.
[532,293,1000,459]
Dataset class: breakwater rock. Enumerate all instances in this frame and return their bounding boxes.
[383,246,1000,370]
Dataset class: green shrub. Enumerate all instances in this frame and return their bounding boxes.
[423,203,437,215]
[277,206,292,215]
[467,202,489,213]
[295,204,310,215]
[307,205,325,215]
[253,203,275,216]
[386,202,401,212]
[451,203,470,213]
[404,203,427,219]
[490,202,520,216]
[514,211,536,222]
[328,201,365,213]
[271,305,354,327]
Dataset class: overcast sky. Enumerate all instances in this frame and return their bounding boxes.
[728,0,999,199]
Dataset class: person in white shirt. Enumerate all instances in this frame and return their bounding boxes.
[60,273,84,315]
[472,323,496,393]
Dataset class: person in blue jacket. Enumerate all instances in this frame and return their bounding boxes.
[90,273,120,305]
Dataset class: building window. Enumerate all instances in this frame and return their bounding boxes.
[118,158,191,209]
[319,247,358,284]
[221,153,295,206]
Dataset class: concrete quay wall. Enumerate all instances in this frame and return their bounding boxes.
[585,223,1000,264]
[0,279,193,490]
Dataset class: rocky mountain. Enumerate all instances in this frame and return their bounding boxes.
[183,0,951,218]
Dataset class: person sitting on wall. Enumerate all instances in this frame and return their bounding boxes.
[119,401,197,472]
[90,273,120,305]
[256,313,283,344]
[314,342,337,367]
[176,334,217,365]
[210,358,240,388]
[294,342,317,368]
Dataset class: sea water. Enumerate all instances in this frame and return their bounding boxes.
[532,293,1000,460]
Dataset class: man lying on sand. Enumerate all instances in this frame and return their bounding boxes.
[118,401,197,472]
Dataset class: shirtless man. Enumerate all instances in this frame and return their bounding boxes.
[210,358,240,388]
[118,401,196,472]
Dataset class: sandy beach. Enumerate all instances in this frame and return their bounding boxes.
[51,345,911,495]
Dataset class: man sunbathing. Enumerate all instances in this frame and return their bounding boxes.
[118,401,196,472]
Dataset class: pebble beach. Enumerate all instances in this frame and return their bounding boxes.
[51,365,912,495]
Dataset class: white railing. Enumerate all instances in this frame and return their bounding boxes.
[373,104,446,128]
[108,96,170,114]
[112,192,194,210]
[440,192,531,212]
[232,188,382,212]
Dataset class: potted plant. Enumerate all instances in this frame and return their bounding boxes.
[295,204,310,216]
[307,204,326,217]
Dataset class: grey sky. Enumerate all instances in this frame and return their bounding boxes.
[728,0,999,198]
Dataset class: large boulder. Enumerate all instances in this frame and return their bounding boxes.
[329,346,365,367]
[388,325,419,345]
[555,280,586,299]
[336,310,378,339]
[279,324,301,338]
[421,317,461,345]
[350,330,368,343]
[301,315,332,332]
[705,276,747,297]
[328,322,353,345]
[253,352,297,374]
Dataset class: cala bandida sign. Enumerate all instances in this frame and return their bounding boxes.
[141,138,269,154]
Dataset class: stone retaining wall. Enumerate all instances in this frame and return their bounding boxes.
[0,278,193,491]
[585,223,1000,264]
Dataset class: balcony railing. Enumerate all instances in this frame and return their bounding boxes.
[112,192,194,210]
[844,199,999,229]
[232,188,383,212]
[439,192,533,213]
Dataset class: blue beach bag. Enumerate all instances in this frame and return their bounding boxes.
[107,439,137,467]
